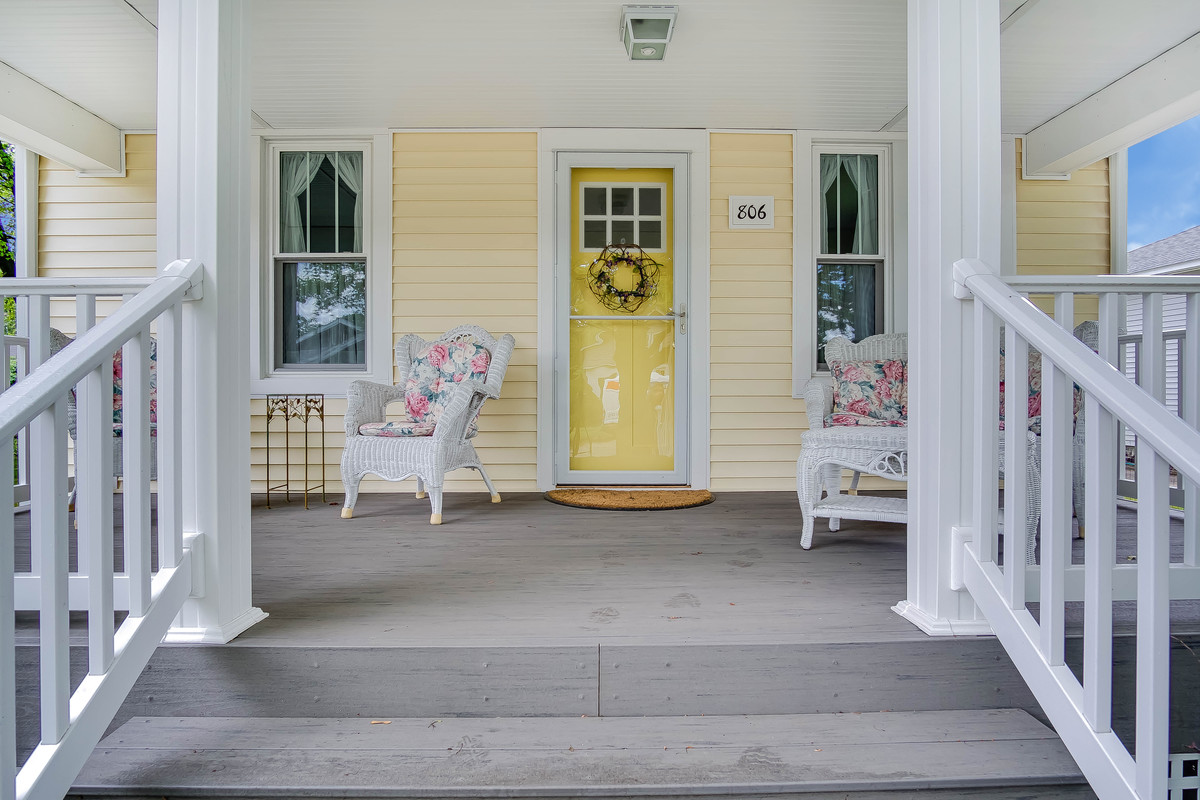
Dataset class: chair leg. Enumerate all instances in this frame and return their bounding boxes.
[475,465,501,503]
[800,512,815,550]
[428,484,444,525]
[415,477,426,499]
[341,472,362,519]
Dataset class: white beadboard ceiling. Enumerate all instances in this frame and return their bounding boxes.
[1,0,1198,140]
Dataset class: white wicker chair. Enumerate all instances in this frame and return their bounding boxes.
[339,325,514,524]
[798,332,1042,561]
[797,333,909,549]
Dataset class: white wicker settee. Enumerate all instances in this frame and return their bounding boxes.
[339,325,514,525]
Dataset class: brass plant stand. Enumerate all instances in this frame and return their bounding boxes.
[265,394,326,509]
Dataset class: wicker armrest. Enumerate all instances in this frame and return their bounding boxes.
[344,380,404,436]
[804,378,834,430]
[431,378,491,442]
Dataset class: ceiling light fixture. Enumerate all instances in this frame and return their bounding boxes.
[619,4,678,61]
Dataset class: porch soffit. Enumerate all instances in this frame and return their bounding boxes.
[0,1,1198,151]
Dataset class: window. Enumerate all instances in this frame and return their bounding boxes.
[814,149,887,368]
[580,183,665,250]
[273,148,367,370]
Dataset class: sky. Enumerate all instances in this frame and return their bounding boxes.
[1127,115,1200,251]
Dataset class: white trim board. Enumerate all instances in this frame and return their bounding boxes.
[537,128,710,491]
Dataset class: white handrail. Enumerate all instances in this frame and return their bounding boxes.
[955,258,1198,800]
[3,260,202,800]
[0,260,200,443]
[956,259,1200,485]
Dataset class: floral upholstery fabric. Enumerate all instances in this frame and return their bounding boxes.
[999,346,1082,434]
[827,358,908,427]
[111,340,158,436]
[358,420,436,438]
[358,338,492,439]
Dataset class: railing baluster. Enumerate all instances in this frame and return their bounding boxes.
[974,306,999,563]
[1039,356,1070,666]
[78,300,115,673]
[123,326,153,616]
[1083,398,1115,734]
[1143,293,1166,404]
[31,399,69,744]
[27,297,50,582]
[1136,446,1170,800]
[158,303,183,568]
[1,444,14,800]
[1185,292,1199,567]
[1003,328,1029,606]
[75,296,96,596]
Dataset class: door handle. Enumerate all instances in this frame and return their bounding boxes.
[668,304,687,334]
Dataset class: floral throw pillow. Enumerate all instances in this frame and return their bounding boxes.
[403,338,492,429]
[999,347,1083,435]
[112,340,158,436]
[827,359,907,427]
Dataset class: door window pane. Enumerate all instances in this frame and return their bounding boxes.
[817,262,881,366]
[611,220,635,246]
[819,154,879,256]
[639,187,661,216]
[584,187,607,215]
[639,220,662,249]
[277,261,366,366]
[611,187,634,216]
[584,220,607,249]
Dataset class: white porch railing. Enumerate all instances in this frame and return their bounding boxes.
[2,260,202,800]
[954,261,1200,800]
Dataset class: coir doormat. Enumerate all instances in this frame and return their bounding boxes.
[544,488,714,511]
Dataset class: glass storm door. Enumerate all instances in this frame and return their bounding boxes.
[555,156,689,485]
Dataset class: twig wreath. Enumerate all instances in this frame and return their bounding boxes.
[586,245,662,313]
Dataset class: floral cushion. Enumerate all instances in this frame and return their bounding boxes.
[827,358,907,427]
[999,347,1082,434]
[358,420,436,437]
[404,338,491,428]
[111,340,158,436]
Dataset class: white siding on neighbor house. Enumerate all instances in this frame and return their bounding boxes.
[708,132,801,492]
[249,131,540,495]
[37,132,157,333]
[1124,293,1186,415]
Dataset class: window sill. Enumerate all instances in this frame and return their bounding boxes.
[251,367,391,399]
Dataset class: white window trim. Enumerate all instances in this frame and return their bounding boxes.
[792,133,907,396]
[250,133,393,396]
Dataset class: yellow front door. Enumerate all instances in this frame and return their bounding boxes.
[561,166,682,481]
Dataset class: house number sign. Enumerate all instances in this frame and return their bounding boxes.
[729,196,774,229]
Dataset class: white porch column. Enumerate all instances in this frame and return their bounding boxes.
[893,0,1002,635]
[156,0,265,642]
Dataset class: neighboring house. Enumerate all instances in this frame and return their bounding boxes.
[3,1,1200,798]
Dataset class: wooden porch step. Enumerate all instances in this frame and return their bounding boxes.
[70,710,1090,799]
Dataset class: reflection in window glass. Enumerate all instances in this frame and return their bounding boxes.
[584,187,607,215]
[584,220,607,249]
[277,261,367,366]
[611,220,635,246]
[280,151,363,255]
[639,220,662,249]
[816,262,880,366]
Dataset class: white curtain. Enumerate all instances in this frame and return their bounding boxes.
[336,151,364,252]
[280,152,325,253]
[818,154,840,254]
[840,155,879,255]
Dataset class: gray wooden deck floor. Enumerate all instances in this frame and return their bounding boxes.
[237,491,917,648]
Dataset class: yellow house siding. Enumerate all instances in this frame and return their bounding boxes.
[248,131,539,495]
[1014,138,1112,322]
[37,133,157,333]
[709,132,801,491]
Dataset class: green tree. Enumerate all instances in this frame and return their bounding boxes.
[0,141,15,278]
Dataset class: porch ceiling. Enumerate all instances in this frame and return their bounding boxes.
[0,0,1198,143]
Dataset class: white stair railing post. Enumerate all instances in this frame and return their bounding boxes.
[31,399,69,745]
[1003,327,1030,605]
[158,303,183,569]
[123,326,153,616]
[1135,446,1170,799]
[1185,292,1199,567]
[1,439,14,800]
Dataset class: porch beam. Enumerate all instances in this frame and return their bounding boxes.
[1023,31,1200,177]
[896,0,1002,635]
[0,61,124,174]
